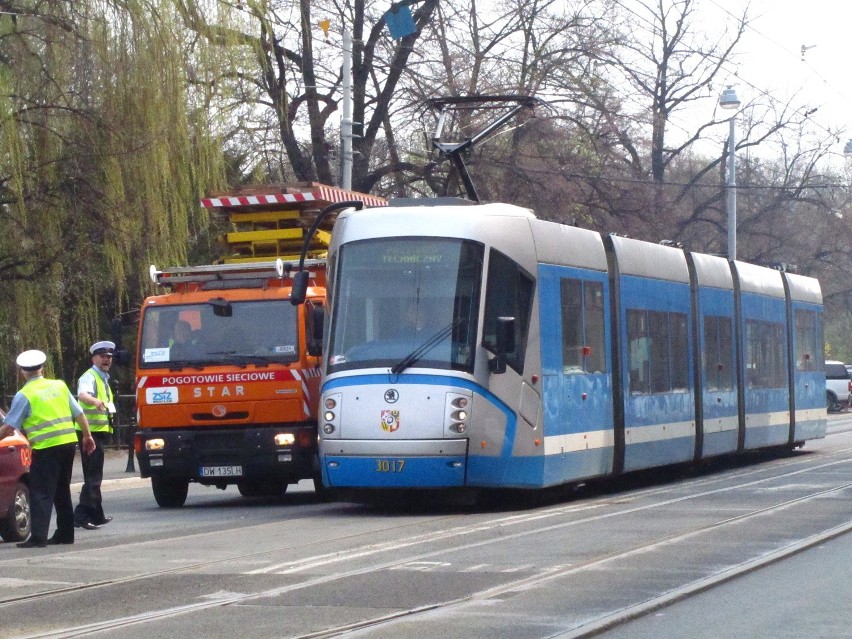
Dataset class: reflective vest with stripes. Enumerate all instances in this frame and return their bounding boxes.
[19,378,78,450]
[79,367,113,434]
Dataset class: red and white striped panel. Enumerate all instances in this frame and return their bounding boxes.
[200,187,386,209]
[200,192,318,209]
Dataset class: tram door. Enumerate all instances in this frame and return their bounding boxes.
[539,267,614,485]
[697,302,739,458]
[789,305,825,442]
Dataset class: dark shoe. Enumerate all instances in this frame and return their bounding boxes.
[92,516,113,525]
[76,521,99,530]
[17,539,47,548]
[48,535,74,545]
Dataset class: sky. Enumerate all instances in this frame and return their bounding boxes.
[710,0,852,150]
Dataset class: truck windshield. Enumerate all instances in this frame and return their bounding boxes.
[327,237,483,374]
[138,300,299,369]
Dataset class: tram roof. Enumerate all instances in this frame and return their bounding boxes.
[732,261,786,299]
[531,220,608,272]
[690,252,733,290]
[608,235,689,283]
[784,271,823,305]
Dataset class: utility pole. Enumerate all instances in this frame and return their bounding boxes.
[719,86,741,260]
[340,31,353,190]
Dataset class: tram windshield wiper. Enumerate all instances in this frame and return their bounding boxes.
[390,320,460,375]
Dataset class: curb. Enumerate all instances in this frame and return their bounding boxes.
[71,476,149,492]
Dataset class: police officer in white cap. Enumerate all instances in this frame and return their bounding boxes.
[0,350,96,548]
[74,340,117,529]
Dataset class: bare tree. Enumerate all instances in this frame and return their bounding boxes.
[173,0,440,193]
[599,0,748,184]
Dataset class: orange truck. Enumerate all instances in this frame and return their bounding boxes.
[133,184,385,507]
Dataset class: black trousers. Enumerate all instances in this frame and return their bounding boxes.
[74,431,110,525]
[29,443,77,543]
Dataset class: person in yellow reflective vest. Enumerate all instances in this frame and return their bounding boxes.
[0,350,95,548]
[74,340,117,530]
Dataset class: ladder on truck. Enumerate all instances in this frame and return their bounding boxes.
[201,182,386,264]
[149,258,327,288]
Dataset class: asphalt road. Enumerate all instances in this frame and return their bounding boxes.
[597,531,852,638]
[1,413,850,639]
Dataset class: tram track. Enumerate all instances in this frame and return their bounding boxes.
[8,445,852,639]
[19,477,852,638]
[297,482,852,639]
[0,450,812,606]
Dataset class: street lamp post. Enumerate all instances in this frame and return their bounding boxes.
[719,86,741,260]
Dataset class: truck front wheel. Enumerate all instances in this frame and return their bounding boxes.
[151,477,189,508]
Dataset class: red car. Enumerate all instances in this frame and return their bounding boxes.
[0,410,31,542]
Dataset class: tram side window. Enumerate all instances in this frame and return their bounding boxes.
[703,316,734,391]
[560,278,606,374]
[671,312,689,390]
[745,319,786,388]
[628,310,650,394]
[482,249,534,374]
[627,309,688,394]
[794,309,822,372]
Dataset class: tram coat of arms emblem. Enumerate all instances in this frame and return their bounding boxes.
[380,409,400,432]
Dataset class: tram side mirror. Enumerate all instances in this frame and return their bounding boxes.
[306,304,325,356]
[291,270,310,306]
[489,316,516,375]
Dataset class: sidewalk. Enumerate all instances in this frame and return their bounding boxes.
[71,446,147,490]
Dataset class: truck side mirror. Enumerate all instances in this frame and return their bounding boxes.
[489,316,516,374]
[307,304,324,356]
[109,316,132,366]
[109,317,123,350]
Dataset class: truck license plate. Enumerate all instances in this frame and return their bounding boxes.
[200,465,243,477]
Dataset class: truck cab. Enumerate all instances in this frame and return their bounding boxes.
[133,183,385,507]
[134,260,326,506]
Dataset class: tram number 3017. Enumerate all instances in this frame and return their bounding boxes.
[375,459,406,473]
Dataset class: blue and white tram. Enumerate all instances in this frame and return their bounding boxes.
[318,202,826,492]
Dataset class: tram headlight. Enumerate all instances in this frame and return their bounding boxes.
[321,393,342,438]
[445,392,472,437]
[452,397,469,409]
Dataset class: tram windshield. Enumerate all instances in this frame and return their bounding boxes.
[138,301,299,369]
[327,237,483,374]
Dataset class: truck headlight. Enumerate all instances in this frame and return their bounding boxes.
[145,438,165,451]
[275,433,296,446]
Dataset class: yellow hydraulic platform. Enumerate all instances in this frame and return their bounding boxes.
[201,182,385,264]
